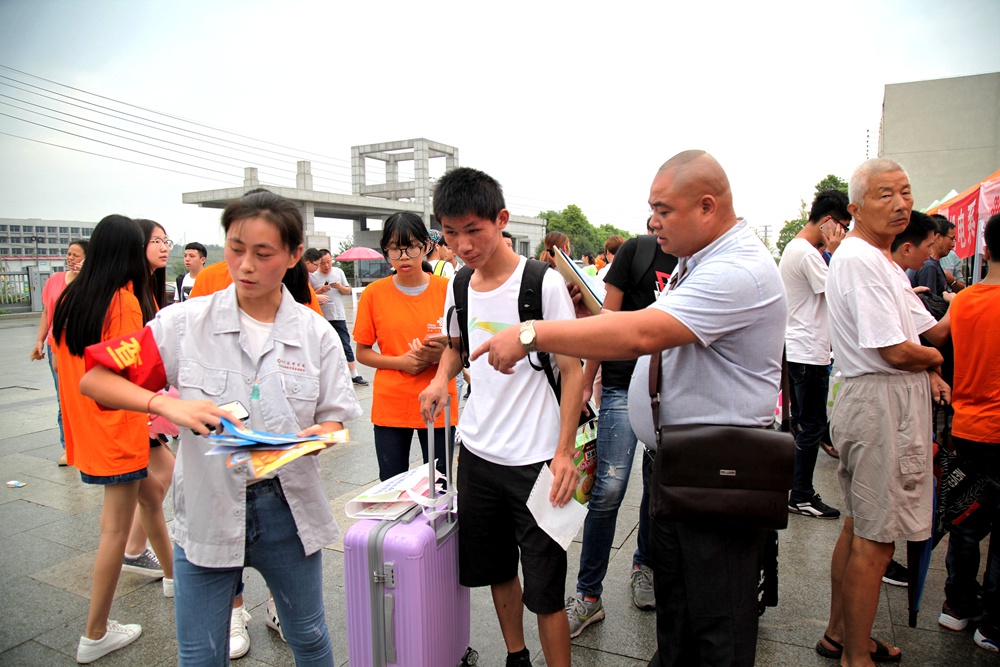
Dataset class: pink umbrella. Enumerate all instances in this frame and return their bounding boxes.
[335,246,384,286]
[335,246,383,261]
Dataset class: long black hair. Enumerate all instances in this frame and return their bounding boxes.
[135,218,167,311]
[52,215,154,356]
[282,258,313,306]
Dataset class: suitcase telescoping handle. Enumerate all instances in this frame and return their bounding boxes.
[426,396,457,536]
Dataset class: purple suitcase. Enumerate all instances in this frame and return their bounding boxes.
[344,398,477,666]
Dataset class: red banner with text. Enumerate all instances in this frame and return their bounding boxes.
[947,190,980,259]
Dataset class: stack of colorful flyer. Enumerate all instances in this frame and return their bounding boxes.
[345,466,444,520]
[205,417,349,478]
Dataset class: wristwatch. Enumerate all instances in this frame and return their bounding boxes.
[518,320,537,353]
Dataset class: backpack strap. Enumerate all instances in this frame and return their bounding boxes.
[448,266,474,368]
[432,260,446,276]
[176,273,187,302]
[518,259,560,400]
[630,235,658,290]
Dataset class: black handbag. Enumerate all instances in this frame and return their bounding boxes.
[647,351,795,531]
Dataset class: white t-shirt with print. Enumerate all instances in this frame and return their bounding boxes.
[827,237,937,377]
[444,257,576,466]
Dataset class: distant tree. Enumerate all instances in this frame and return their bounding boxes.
[537,205,632,257]
[776,174,848,255]
[815,174,849,196]
[336,236,355,284]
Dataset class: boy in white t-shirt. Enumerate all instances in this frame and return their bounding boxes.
[419,167,581,667]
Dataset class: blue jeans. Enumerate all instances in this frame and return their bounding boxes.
[373,425,453,482]
[944,438,1000,629]
[787,361,829,500]
[576,386,648,598]
[173,478,333,667]
[47,343,65,449]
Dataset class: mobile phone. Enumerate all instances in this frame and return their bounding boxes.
[218,400,250,422]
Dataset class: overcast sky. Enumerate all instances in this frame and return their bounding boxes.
[1,0,998,249]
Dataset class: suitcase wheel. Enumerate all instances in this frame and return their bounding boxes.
[460,646,479,665]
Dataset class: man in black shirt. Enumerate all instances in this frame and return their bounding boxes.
[566,223,678,637]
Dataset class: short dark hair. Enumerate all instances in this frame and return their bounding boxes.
[502,230,514,240]
[891,210,937,253]
[936,218,956,236]
[381,212,429,253]
[222,191,303,253]
[432,167,505,221]
[69,239,89,255]
[303,248,322,263]
[985,213,1000,259]
[184,242,207,259]
[809,189,850,223]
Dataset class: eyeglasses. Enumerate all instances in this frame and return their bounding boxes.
[149,236,174,249]
[384,245,424,260]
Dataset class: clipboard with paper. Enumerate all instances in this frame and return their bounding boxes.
[551,246,604,315]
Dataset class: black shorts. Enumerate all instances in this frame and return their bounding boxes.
[456,448,567,614]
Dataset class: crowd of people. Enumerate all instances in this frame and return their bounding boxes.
[28,153,998,666]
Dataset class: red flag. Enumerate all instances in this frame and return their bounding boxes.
[85,326,167,393]
[947,190,980,260]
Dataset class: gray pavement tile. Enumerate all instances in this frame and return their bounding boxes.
[26,505,104,552]
[0,427,62,458]
[754,638,833,666]
[0,640,74,667]
[0,576,89,654]
[30,550,164,600]
[0,532,84,585]
[892,623,996,666]
[0,469,103,514]
[0,498,68,537]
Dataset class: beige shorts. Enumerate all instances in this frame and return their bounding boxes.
[832,372,932,543]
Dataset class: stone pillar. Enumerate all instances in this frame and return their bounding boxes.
[296,161,313,190]
[446,149,459,172]
[414,139,431,225]
[351,146,364,195]
[244,167,259,188]
[386,157,398,190]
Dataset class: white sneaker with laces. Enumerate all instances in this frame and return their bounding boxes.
[265,597,286,642]
[229,605,252,659]
[76,620,142,664]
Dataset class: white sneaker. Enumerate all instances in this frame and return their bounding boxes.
[264,597,286,642]
[76,620,142,664]
[162,577,174,598]
[229,605,251,659]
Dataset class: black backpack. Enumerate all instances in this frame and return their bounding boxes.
[629,234,660,290]
[449,258,560,398]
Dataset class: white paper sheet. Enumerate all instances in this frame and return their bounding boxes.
[526,464,588,550]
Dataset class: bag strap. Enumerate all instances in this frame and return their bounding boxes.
[630,235,659,289]
[177,273,186,302]
[448,266,474,369]
[519,258,560,400]
[432,260,446,276]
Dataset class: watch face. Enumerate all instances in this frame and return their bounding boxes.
[519,329,532,344]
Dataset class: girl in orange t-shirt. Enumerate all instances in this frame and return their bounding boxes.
[354,212,458,480]
[51,215,172,662]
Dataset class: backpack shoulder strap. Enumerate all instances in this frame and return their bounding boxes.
[177,273,187,301]
[448,266,474,368]
[432,260,446,276]
[630,235,658,289]
[518,259,560,398]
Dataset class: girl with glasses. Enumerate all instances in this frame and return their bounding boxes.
[353,211,458,480]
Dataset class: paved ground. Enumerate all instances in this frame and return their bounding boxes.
[0,308,993,666]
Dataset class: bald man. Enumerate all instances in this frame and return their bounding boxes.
[473,150,787,666]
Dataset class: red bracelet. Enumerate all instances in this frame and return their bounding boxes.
[146,393,158,417]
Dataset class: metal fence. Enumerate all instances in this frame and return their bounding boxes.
[0,269,46,313]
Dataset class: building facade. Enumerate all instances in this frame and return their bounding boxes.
[0,219,94,272]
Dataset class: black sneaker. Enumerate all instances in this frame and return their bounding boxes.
[882,560,908,587]
[505,648,531,667]
[352,375,369,386]
[788,493,841,519]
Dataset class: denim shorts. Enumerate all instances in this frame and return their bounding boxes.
[80,468,148,485]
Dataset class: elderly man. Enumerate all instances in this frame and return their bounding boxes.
[816,158,950,665]
[473,150,786,666]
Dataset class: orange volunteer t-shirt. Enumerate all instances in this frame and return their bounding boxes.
[353,275,458,428]
[189,261,323,316]
[950,282,1000,444]
[55,287,149,477]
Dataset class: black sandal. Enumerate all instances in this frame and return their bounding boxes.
[815,634,902,663]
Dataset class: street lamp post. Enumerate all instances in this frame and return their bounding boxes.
[25,236,40,267]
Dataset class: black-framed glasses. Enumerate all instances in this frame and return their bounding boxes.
[826,216,850,231]
[384,244,424,260]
